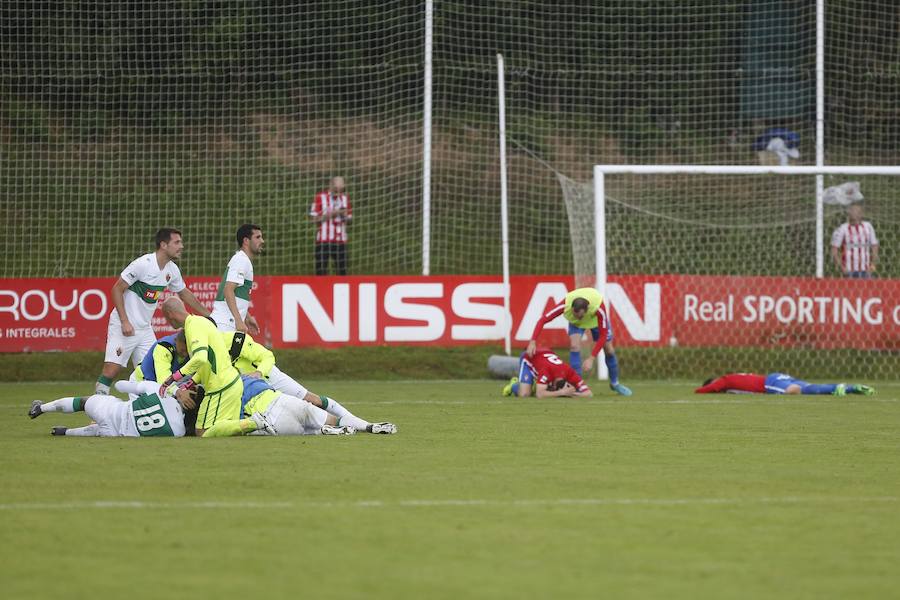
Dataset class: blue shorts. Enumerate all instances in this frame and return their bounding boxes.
[517,352,534,385]
[567,322,613,343]
[764,373,808,394]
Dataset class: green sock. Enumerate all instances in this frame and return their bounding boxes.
[95,376,112,394]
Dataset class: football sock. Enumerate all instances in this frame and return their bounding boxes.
[338,414,370,431]
[95,376,112,395]
[40,397,85,414]
[799,383,837,395]
[65,424,100,436]
[605,354,620,385]
[511,382,520,395]
[320,396,351,420]
[569,350,582,376]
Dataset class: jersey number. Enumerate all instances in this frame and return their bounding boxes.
[133,403,167,432]
[542,353,563,365]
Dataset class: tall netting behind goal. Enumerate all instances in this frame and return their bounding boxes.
[0,2,424,277]
[560,170,900,380]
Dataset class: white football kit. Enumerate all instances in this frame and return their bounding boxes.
[82,381,185,437]
[210,250,254,329]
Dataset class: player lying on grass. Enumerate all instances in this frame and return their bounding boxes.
[502,347,592,398]
[218,329,392,433]
[138,326,393,435]
[695,372,875,396]
[527,287,631,396]
[201,374,397,437]
[29,381,192,437]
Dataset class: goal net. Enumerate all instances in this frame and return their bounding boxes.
[560,167,900,380]
[1,1,425,278]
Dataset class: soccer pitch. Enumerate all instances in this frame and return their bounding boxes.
[4,380,899,599]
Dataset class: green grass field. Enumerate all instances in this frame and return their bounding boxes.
[4,379,900,599]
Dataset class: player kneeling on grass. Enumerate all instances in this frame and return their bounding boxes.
[502,347,592,398]
[29,381,195,437]
[202,375,397,438]
[125,330,190,399]
[526,287,631,396]
[222,329,392,434]
[695,372,875,396]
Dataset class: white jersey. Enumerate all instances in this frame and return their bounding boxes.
[831,221,878,273]
[86,390,185,437]
[111,253,186,330]
[211,250,254,327]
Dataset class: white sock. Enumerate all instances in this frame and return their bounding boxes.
[65,424,100,436]
[41,397,81,413]
[322,396,351,419]
[338,414,370,432]
[95,381,110,394]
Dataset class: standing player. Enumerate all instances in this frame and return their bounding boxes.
[695,372,874,396]
[502,347,592,398]
[29,380,188,437]
[209,224,307,398]
[210,224,264,335]
[831,203,879,279]
[96,228,210,395]
[160,298,243,435]
[526,287,632,396]
[309,176,353,275]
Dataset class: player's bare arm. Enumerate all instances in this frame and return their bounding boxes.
[223,281,248,333]
[830,245,843,272]
[110,278,134,336]
[177,287,211,318]
[244,314,260,335]
[535,382,575,398]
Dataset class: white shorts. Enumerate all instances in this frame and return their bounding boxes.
[85,394,136,437]
[103,318,156,367]
[264,394,327,436]
[212,310,237,332]
[266,365,309,400]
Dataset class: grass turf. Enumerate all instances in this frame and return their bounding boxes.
[3,379,899,599]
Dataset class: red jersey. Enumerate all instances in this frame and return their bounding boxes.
[530,302,609,358]
[310,190,353,243]
[524,348,589,392]
[695,373,766,394]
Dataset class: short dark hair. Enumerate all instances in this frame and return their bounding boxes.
[236,223,261,248]
[547,378,567,392]
[702,378,714,387]
[155,228,182,248]
[572,298,589,312]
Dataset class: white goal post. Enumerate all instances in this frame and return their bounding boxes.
[593,164,900,295]
[590,164,900,380]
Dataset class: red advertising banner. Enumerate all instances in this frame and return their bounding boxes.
[1,275,898,352]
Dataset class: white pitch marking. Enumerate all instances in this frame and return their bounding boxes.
[0,496,895,511]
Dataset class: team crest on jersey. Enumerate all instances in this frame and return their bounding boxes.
[116,347,123,357]
[165,274,171,282]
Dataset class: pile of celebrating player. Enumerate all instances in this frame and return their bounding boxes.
[29,225,397,439]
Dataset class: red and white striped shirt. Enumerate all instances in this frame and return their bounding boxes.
[310,190,353,243]
[831,221,878,273]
